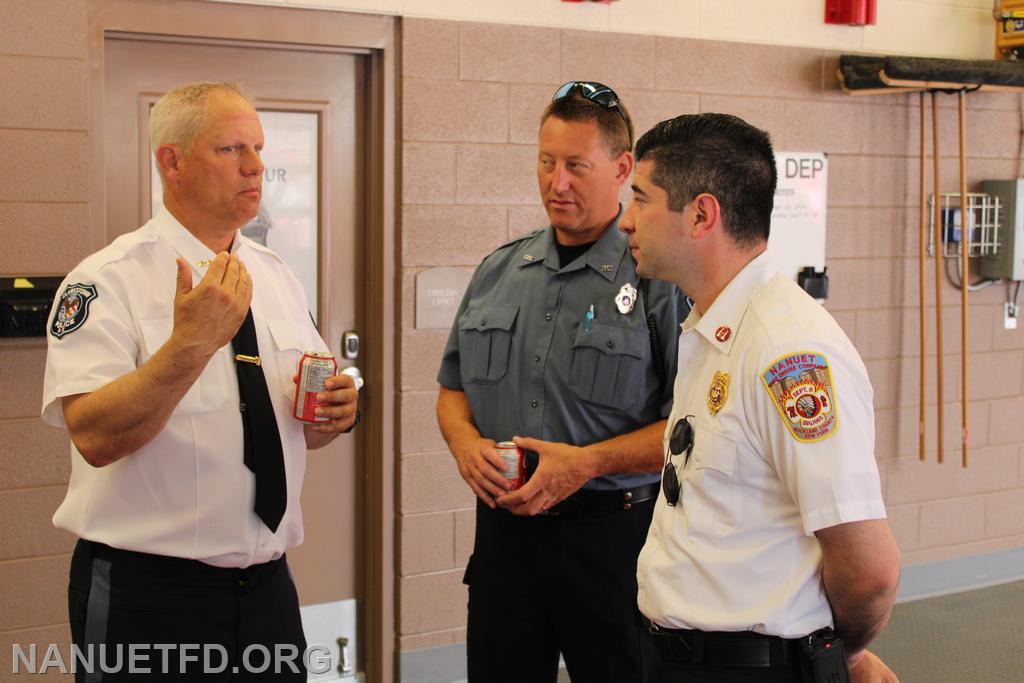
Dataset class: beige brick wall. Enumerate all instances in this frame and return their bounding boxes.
[396,17,1024,651]
[0,0,88,678]
[2,1,1023,665]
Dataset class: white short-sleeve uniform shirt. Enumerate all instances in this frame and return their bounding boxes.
[42,206,328,569]
[636,251,886,638]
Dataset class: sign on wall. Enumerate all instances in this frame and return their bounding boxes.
[152,110,321,320]
[769,152,828,282]
[416,268,473,330]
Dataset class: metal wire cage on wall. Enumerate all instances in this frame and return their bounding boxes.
[927,192,1002,258]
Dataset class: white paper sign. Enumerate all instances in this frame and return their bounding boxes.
[768,152,828,282]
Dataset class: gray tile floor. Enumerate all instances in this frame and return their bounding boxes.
[871,580,1024,682]
[555,580,1024,682]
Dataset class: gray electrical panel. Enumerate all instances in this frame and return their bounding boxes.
[981,179,1024,281]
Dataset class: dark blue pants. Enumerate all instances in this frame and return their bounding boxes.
[465,497,655,683]
[69,539,306,682]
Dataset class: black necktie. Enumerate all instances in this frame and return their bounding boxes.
[231,308,287,532]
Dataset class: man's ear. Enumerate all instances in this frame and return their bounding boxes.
[613,151,635,186]
[155,144,182,183]
[690,193,722,240]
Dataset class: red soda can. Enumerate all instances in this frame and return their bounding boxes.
[293,352,338,422]
[495,441,525,490]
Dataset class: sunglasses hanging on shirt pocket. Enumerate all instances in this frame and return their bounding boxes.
[662,415,694,506]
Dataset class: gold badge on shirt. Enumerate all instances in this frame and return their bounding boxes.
[708,371,729,415]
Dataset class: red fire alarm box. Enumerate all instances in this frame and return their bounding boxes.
[825,0,876,26]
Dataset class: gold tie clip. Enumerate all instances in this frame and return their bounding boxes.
[235,354,261,366]
[196,259,214,268]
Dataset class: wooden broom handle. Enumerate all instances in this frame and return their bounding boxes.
[919,92,927,461]
[958,91,970,468]
[932,92,944,463]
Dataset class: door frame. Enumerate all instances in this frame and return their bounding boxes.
[86,1,398,680]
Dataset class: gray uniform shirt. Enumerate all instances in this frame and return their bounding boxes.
[437,214,689,490]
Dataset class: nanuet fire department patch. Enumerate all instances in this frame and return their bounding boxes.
[761,351,838,442]
[50,283,97,339]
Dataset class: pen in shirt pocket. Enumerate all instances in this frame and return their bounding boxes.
[584,304,594,333]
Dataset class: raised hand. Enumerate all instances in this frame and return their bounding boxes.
[170,253,252,360]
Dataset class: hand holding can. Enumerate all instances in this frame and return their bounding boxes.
[293,352,338,422]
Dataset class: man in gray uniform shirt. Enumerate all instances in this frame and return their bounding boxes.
[436,82,689,683]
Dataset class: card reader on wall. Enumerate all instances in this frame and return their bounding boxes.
[0,277,62,337]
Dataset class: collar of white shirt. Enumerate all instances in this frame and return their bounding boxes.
[153,206,243,283]
[683,250,775,355]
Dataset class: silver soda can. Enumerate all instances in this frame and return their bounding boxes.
[495,441,525,490]
[293,352,338,422]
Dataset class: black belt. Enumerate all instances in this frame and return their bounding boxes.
[543,482,659,515]
[645,619,799,669]
[79,539,282,588]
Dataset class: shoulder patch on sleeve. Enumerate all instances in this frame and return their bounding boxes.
[761,350,838,442]
[50,283,98,339]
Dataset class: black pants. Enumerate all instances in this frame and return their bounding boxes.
[640,627,802,683]
[69,539,307,682]
[465,497,655,683]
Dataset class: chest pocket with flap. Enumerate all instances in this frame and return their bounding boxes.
[569,320,648,410]
[457,305,518,384]
[682,428,742,537]
[139,319,229,413]
[266,318,322,403]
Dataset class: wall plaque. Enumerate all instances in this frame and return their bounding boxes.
[416,267,472,330]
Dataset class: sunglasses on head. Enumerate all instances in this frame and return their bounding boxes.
[552,81,628,125]
[662,415,695,507]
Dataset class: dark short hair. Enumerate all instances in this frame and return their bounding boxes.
[634,113,776,244]
[540,94,634,158]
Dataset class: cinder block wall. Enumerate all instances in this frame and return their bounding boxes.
[396,17,1024,651]
[2,1,1023,669]
[0,0,88,679]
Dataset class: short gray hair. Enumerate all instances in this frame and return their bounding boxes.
[149,81,251,155]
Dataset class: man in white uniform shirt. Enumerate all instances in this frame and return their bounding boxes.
[620,113,900,683]
[42,82,359,681]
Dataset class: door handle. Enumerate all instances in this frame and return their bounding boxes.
[341,366,364,391]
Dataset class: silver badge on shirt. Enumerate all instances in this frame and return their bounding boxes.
[615,283,637,314]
